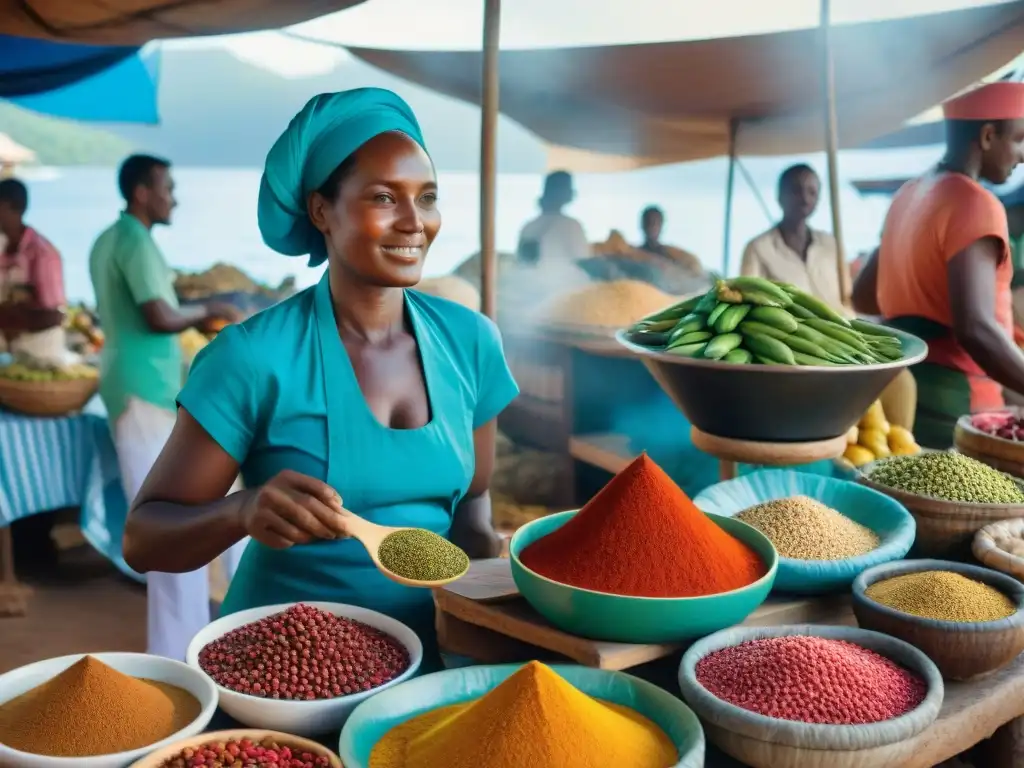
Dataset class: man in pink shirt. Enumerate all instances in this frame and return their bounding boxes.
[0,178,65,339]
[0,177,68,575]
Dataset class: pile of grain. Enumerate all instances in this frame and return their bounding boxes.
[538,280,677,329]
[736,495,880,560]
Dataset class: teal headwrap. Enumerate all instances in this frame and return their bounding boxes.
[257,88,426,267]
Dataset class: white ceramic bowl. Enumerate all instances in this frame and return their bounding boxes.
[186,602,423,736]
[0,652,218,768]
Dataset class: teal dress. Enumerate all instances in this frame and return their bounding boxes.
[177,273,519,666]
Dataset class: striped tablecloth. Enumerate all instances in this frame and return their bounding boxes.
[0,396,135,580]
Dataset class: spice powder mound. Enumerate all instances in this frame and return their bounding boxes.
[736,495,880,560]
[696,636,927,724]
[866,570,1016,623]
[369,661,677,768]
[0,656,200,757]
[519,453,766,597]
[198,603,410,699]
[377,528,469,582]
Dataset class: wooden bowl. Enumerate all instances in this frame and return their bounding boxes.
[858,460,1024,560]
[954,411,1024,477]
[852,559,1024,681]
[0,376,98,417]
[973,518,1024,581]
[128,729,342,767]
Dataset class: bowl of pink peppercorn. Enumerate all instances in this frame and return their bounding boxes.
[186,602,422,737]
[678,624,943,768]
[127,729,342,768]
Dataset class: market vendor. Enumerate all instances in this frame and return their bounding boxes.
[0,178,67,358]
[636,205,703,274]
[122,88,519,668]
[740,164,849,311]
[851,81,1024,448]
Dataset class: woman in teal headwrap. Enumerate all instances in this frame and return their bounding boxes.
[120,88,520,667]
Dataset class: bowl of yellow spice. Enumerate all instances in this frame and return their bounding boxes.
[338,661,705,768]
[852,559,1024,680]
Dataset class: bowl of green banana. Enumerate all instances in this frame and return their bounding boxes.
[616,277,927,443]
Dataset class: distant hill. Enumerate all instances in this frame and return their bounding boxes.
[0,102,134,165]
[102,48,547,172]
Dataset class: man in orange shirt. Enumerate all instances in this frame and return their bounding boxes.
[852,82,1024,448]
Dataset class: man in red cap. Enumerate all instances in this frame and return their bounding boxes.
[852,81,1024,448]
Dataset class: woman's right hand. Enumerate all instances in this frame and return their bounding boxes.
[239,470,349,549]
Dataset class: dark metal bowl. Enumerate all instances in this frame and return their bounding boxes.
[615,327,928,442]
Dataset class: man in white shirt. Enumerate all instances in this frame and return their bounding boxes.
[517,171,590,269]
[740,164,850,311]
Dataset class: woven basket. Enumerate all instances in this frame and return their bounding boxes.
[954,412,1024,478]
[858,458,1024,560]
[0,376,98,417]
[678,624,943,768]
[973,518,1024,581]
[852,559,1024,681]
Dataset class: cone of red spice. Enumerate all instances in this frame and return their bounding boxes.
[519,453,766,597]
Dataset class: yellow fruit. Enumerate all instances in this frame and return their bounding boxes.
[846,425,859,445]
[859,427,891,458]
[843,445,876,467]
[859,400,889,431]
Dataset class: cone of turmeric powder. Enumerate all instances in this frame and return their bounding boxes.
[369,661,677,768]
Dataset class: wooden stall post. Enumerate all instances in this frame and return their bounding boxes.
[721,118,739,275]
[820,0,851,306]
[479,0,502,320]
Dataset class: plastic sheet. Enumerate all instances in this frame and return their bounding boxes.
[694,469,915,594]
[338,663,705,768]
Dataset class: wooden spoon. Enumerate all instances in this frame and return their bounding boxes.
[337,507,470,588]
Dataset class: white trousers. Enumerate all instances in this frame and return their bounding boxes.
[115,397,247,661]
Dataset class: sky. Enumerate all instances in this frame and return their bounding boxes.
[163,0,1015,78]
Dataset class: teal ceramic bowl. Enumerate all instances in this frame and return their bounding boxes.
[694,469,916,595]
[509,510,778,643]
[338,663,705,768]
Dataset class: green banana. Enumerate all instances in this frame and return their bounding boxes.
[707,301,731,327]
[744,334,796,365]
[727,277,793,304]
[637,317,678,332]
[664,341,708,358]
[625,329,671,347]
[849,318,900,339]
[754,355,779,365]
[803,318,873,354]
[786,303,816,320]
[694,291,720,314]
[723,348,753,364]
[738,320,790,341]
[791,324,861,363]
[747,306,799,333]
[782,334,842,362]
[782,288,852,327]
[792,351,842,366]
[704,333,744,360]
[667,314,706,342]
[715,304,751,334]
[673,330,713,345]
[640,294,703,323]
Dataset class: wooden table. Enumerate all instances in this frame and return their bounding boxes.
[435,559,1024,767]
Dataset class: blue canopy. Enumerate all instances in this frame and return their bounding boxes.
[1,35,159,123]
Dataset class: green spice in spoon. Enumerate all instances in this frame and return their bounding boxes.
[377,529,470,583]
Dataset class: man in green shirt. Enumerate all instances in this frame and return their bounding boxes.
[89,153,237,659]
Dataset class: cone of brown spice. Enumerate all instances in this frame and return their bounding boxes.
[0,656,201,757]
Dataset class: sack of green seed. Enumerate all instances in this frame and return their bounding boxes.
[623,277,906,367]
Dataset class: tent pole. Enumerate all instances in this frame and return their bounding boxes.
[722,118,738,275]
[479,0,501,319]
[820,0,849,306]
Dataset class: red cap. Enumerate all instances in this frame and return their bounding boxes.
[943,81,1024,121]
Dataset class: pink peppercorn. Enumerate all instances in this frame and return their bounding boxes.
[695,636,927,725]
[198,604,409,700]
[159,737,331,767]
